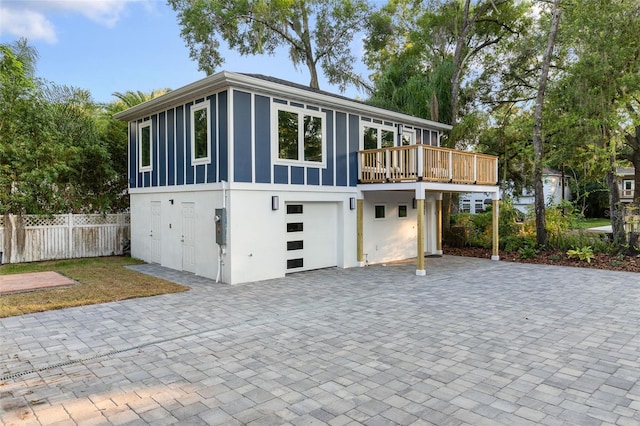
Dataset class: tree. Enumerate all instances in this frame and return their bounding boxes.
[532,0,561,247]
[545,0,640,247]
[0,40,132,214]
[168,0,371,91]
[365,0,530,133]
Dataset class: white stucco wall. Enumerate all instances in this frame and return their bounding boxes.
[226,188,357,284]
[130,189,225,282]
[361,191,438,265]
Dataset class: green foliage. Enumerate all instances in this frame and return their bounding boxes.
[0,40,132,214]
[517,245,538,259]
[566,246,595,263]
[168,0,371,91]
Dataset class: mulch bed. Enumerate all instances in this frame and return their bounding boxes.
[445,246,640,273]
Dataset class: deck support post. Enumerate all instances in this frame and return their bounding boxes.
[436,195,443,253]
[416,195,426,276]
[492,196,500,260]
[357,199,364,266]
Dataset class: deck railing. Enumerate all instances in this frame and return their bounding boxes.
[359,145,497,185]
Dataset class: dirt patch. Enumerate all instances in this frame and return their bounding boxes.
[445,246,640,273]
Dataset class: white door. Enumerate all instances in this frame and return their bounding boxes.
[182,202,196,273]
[286,202,337,272]
[150,201,161,264]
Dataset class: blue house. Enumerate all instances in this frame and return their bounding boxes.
[115,71,500,284]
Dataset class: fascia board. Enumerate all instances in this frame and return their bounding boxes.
[114,71,453,132]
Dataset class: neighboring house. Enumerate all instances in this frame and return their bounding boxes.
[460,168,571,214]
[115,71,499,284]
[617,167,636,202]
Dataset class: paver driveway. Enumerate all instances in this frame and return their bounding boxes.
[1,256,639,425]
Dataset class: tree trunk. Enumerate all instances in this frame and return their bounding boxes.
[532,0,561,247]
[606,168,626,245]
[625,125,640,205]
[449,0,472,135]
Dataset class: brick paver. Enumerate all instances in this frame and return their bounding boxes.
[1,256,639,425]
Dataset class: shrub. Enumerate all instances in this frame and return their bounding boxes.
[501,235,536,252]
[566,246,595,263]
[518,245,539,259]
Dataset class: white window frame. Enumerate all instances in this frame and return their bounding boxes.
[401,129,415,146]
[374,204,386,220]
[622,179,634,197]
[138,120,152,172]
[361,122,397,150]
[272,103,327,167]
[397,204,408,219]
[190,101,211,165]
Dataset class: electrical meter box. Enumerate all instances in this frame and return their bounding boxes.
[215,208,227,245]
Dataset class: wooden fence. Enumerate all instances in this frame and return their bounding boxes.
[0,213,130,264]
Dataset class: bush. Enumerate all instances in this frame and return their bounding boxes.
[566,246,595,263]
[518,245,539,259]
[501,235,537,252]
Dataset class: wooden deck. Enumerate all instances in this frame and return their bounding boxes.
[358,145,497,185]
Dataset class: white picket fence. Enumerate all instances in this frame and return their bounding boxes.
[0,213,130,264]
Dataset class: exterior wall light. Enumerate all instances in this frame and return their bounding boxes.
[271,196,279,210]
[350,197,356,210]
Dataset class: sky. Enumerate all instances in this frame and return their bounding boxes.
[0,0,371,105]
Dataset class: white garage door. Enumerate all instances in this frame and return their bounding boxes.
[285,202,338,272]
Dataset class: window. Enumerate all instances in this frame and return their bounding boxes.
[287,204,303,214]
[276,105,325,165]
[287,258,304,269]
[398,205,408,218]
[475,200,484,213]
[362,124,396,150]
[374,205,386,219]
[623,180,634,197]
[461,202,471,213]
[401,130,414,146]
[430,130,439,146]
[139,120,152,171]
[287,222,304,232]
[287,240,304,250]
[191,102,210,164]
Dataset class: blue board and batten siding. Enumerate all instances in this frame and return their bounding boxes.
[128,86,436,190]
[230,89,356,187]
[129,91,226,189]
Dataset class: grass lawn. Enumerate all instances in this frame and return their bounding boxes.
[571,218,611,229]
[0,257,188,318]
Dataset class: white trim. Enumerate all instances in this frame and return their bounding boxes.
[416,269,426,276]
[359,182,500,194]
[138,120,153,172]
[361,122,397,150]
[251,93,256,183]
[128,182,358,195]
[114,71,453,133]
[190,100,211,166]
[182,105,187,184]
[165,110,169,184]
[397,204,409,219]
[401,128,416,146]
[155,115,160,185]
[228,89,235,182]
[272,102,327,168]
[215,95,220,183]
[374,204,386,220]
[332,110,337,186]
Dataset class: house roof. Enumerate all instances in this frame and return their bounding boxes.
[616,166,635,176]
[113,71,453,131]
